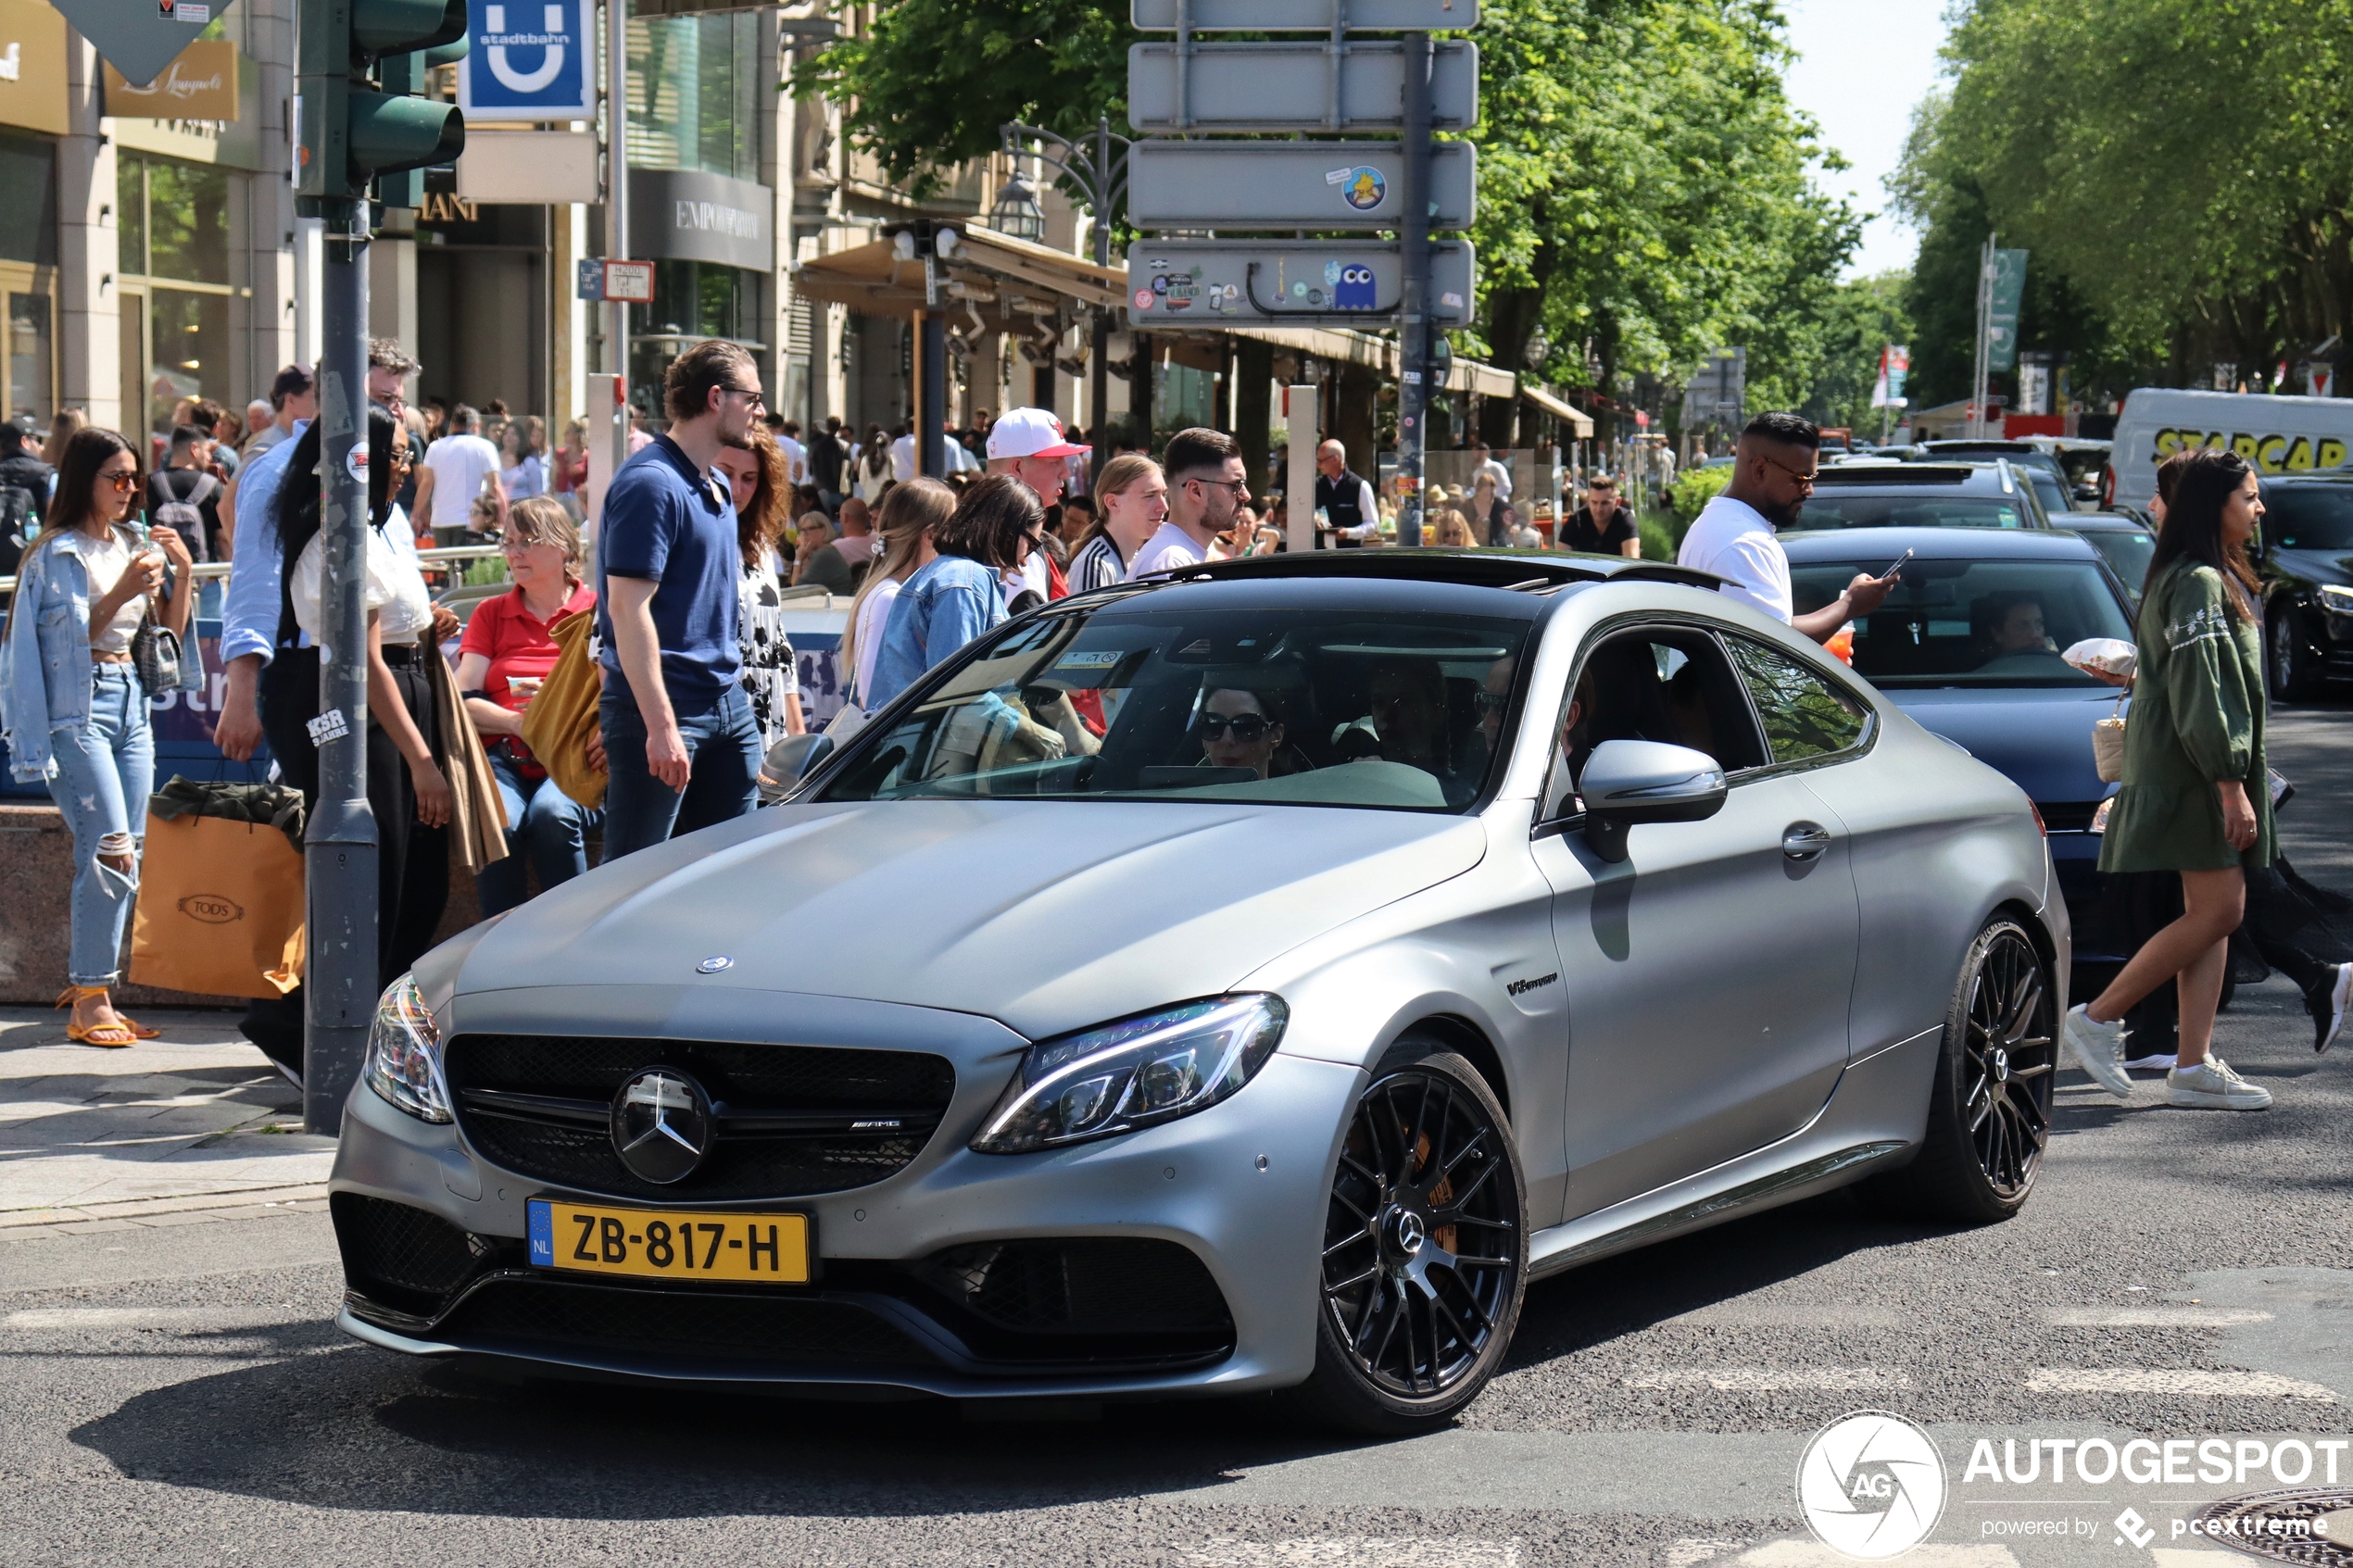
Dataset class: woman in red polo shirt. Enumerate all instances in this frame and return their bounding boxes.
[455,496,600,915]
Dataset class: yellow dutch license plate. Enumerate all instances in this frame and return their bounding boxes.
[527,1198,811,1284]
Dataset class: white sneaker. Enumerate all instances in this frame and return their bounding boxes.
[2167,1056,2272,1110]
[2121,1053,2179,1073]
[2062,1005,2134,1098]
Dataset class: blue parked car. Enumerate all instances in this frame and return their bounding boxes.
[1781,527,2140,988]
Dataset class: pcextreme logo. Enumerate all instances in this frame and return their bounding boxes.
[1797,1411,1948,1561]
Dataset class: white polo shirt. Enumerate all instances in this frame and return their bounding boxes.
[1676,494,1793,623]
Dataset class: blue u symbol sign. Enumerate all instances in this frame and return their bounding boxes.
[460,0,592,116]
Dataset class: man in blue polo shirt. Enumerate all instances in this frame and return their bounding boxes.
[598,340,766,860]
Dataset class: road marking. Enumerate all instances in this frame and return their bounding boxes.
[2025,1368,2338,1399]
[1624,1366,1908,1391]
[5,1306,299,1330]
[1183,1538,1521,1567]
[2045,1307,2274,1327]
[1728,1542,2017,1566]
[1663,1303,1906,1328]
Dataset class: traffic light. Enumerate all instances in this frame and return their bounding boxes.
[298,0,469,204]
[374,36,472,209]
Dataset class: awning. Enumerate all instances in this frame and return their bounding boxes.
[1518,382,1595,438]
[788,227,1126,332]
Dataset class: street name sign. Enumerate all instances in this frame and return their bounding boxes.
[1128,40,1477,132]
[51,0,233,87]
[1133,0,1478,28]
[1128,139,1475,231]
[1128,240,1475,327]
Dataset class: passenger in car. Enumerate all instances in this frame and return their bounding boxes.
[1196,683,1314,779]
[1975,591,2054,659]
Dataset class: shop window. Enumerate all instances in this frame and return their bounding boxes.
[0,133,58,268]
[7,294,52,428]
[117,153,234,433]
[626,12,759,181]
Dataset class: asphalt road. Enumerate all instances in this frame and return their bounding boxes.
[6,706,2351,1568]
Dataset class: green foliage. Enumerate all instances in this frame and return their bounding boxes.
[1638,511,1680,561]
[1667,461,1732,527]
[1904,0,2353,402]
[1796,271,1911,433]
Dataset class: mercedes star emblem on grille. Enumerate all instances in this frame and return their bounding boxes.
[610,1069,714,1185]
[696,956,734,973]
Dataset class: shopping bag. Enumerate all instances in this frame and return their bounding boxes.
[423,645,510,873]
[519,607,609,810]
[129,778,308,998]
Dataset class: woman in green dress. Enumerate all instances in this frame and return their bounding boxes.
[2063,447,2273,1110]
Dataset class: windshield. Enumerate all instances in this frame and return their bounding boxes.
[2264,485,2353,551]
[1792,558,2135,687]
[818,606,1533,811]
[1793,494,2033,530]
[2075,528,2156,598]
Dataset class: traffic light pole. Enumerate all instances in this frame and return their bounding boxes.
[305,198,380,1135]
[1393,31,1432,548]
[606,0,630,454]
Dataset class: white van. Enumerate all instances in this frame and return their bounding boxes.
[2108,387,2352,507]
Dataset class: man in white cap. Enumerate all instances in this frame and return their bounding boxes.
[986,407,1086,503]
[986,408,1088,602]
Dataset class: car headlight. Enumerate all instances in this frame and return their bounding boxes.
[971,995,1288,1155]
[363,972,452,1123]
[2318,583,2353,615]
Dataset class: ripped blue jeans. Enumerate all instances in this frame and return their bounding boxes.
[46,664,155,986]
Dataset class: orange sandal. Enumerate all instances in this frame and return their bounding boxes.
[55,985,139,1048]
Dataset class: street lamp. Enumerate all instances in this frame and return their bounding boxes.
[988,173,1045,243]
[998,116,1131,482]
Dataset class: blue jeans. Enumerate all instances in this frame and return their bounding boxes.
[46,665,156,986]
[598,681,761,863]
[475,750,600,916]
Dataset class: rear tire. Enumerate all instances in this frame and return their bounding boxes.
[1281,1044,1528,1436]
[1856,919,2055,1224]
[2271,610,2321,703]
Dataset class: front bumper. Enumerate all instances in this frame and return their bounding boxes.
[329,995,1363,1399]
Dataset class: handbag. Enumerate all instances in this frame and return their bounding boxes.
[2092,690,2128,784]
[129,608,182,697]
[519,607,609,809]
[423,646,510,873]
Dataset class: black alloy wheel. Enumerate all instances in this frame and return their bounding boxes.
[1288,1046,1527,1435]
[1858,919,2055,1223]
[2271,610,2321,703]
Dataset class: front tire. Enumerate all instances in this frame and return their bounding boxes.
[1284,1046,1528,1436]
[1857,919,2055,1224]
[2271,610,2321,703]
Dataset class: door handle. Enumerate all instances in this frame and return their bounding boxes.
[1782,822,1832,861]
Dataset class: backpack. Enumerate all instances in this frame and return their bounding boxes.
[149,471,220,560]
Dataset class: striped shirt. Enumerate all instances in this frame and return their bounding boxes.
[1068,533,1128,595]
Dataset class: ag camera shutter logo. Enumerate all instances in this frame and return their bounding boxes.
[1796,1411,1948,1561]
[459,0,593,118]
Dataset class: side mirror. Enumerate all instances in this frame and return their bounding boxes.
[1579,739,1728,862]
[758,734,835,804]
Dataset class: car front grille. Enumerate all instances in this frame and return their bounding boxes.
[333,1193,522,1318]
[441,1033,956,1201]
[916,1238,1234,1339]
[435,1276,941,1367]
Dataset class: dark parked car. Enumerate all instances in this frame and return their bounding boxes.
[1802,462,2054,532]
[1910,442,2075,519]
[2259,472,2353,700]
[2061,513,2158,604]
[1782,526,2138,990]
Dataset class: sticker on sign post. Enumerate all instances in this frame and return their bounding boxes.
[576,258,605,300]
[602,260,654,304]
[345,444,370,484]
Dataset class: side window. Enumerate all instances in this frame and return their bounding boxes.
[1725,636,1870,766]
[1539,626,1768,818]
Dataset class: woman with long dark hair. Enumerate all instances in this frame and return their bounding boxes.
[277,405,451,989]
[712,422,805,748]
[2066,447,2275,1110]
[862,474,1042,708]
[1,429,198,1045]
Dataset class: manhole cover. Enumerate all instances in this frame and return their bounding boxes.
[2196,1488,2353,1565]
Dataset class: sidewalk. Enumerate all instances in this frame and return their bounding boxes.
[0,1007,334,1228]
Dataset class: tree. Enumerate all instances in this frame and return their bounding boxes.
[1795,271,1912,435]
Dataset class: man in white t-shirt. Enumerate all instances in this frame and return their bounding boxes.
[1677,411,1894,644]
[773,418,808,483]
[1473,440,1513,502]
[888,425,917,482]
[412,403,507,540]
[1131,426,1248,576]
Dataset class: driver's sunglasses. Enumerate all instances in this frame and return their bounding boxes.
[101,469,140,493]
[1472,690,1511,717]
[1760,453,1818,490]
[1198,714,1272,742]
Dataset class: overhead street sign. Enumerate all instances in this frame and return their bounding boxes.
[51,0,234,88]
[1129,41,1477,132]
[1128,139,1475,232]
[1127,240,1475,327]
[1132,0,1478,28]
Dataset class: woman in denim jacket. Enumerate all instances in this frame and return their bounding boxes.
[0,429,200,1045]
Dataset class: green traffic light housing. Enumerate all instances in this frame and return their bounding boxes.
[298,0,470,203]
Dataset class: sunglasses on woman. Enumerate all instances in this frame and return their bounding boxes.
[101,470,140,493]
[1198,713,1272,742]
